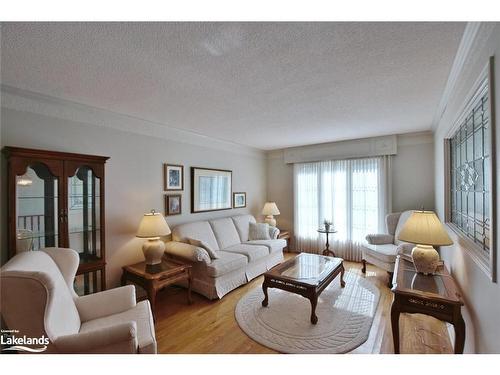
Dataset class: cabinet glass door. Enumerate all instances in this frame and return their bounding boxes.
[15,163,59,252]
[67,166,102,263]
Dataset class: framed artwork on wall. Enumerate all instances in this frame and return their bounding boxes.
[233,192,246,208]
[191,167,232,213]
[165,194,182,216]
[164,164,184,191]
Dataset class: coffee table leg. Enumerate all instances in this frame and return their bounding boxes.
[340,263,346,288]
[309,294,318,324]
[262,280,269,307]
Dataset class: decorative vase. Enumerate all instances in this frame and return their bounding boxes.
[324,224,331,232]
[411,244,440,275]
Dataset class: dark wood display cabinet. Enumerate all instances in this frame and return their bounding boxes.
[3,147,109,296]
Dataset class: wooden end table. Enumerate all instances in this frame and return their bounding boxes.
[391,255,465,354]
[262,253,345,324]
[121,259,192,320]
[278,230,290,251]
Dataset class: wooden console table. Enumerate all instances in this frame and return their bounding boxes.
[390,256,465,354]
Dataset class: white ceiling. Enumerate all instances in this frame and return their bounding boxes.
[1,22,465,150]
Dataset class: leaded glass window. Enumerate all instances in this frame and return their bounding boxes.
[449,86,490,256]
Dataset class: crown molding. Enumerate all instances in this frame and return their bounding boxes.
[1,84,266,159]
[431,22,493,131]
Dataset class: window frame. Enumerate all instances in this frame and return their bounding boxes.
[444,56,497,282]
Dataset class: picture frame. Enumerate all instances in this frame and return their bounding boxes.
[233,192,246,208]
[191,167,232,213]
[164,164,184,191]
[165,194,182,216]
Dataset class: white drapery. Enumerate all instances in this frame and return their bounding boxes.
[293,156,392,261]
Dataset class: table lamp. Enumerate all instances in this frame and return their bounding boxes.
[397,210,453,275]
[262,202,280,227]
[136,209,171,265]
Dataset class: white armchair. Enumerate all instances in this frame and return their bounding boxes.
[361,211,414,287]
[0,247,156,354]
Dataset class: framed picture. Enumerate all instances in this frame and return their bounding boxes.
[233,192,246,208]
[191,167,232,213]
[164,164,184,191]
[165,194,182,216]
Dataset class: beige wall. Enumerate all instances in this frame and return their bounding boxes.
[266,132,435,249]
[434,23,500,353]
[0,105,267,288]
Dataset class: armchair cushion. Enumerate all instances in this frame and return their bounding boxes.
[79,300,156,354]
[365,233,394,245]
[76,285,136,322]
[362,243,399,263]
[55,321,138,354]
[164,241,211,264]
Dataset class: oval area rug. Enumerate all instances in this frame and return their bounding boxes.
[235,271,380,353]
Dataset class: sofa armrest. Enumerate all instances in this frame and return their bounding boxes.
[75,285,136,322]
[164,241,211,264]
[365,233,394,245]
[54,321,138,354]
[269,227,280,240]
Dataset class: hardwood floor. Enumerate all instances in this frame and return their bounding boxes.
[153,254,453,354]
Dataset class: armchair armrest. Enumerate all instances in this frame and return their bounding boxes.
[269,227,280,240]
[397,242,415,256]
[164,241,211,264]
[75,285,136,322]
[365,233,394,245]
[54,321,138,354]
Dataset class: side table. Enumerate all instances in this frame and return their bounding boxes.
[391,255,465,354]
[278,230,290,251]
[317,227,337,257]
[121,259,192,320]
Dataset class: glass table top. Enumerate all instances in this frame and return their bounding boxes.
[271,253,342,285]
[402,270,447,295]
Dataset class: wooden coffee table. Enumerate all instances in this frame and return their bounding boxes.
[262,253,345,324]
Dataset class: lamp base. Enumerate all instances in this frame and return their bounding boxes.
[142,238,165,265]
[264,215,277,227]
[411,244,440,275]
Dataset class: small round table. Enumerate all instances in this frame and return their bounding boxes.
[317,228,337,257]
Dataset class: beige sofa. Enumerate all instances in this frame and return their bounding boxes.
[164,214,286,299]
[0,248,156,354]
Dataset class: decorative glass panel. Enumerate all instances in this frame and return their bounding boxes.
[15,163,59,253]
[449,91,490,255]
[67,166,102,263]
[74,269,102,296]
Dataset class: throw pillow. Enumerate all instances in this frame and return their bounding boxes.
[248,222,271,241]
[188,238,220,259]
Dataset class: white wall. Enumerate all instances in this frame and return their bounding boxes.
[0,96,267,287]
[266,131,435,249]
[434,23,500,353]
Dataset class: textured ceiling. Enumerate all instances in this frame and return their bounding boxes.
[1,22,465,150]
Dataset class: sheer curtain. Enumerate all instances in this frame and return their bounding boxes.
[293,156,392,261]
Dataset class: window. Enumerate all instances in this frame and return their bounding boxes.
[294,157,390,261]
[446,58,496,282]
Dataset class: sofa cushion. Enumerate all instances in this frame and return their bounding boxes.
[249,223,271,241]
[172,221,220,251]
[223,244,269,262]
[209,217,242,250]
[363,243,399,263]
[205,251,248,277]
[394,210,413,245]
[245,239,286,254]
[188,238,220,259]
[79,300,156,354]
[231,214,256,242]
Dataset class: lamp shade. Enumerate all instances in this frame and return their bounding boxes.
[397,210,453,246]
[136,210,171,238]
[262,202,280,216]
